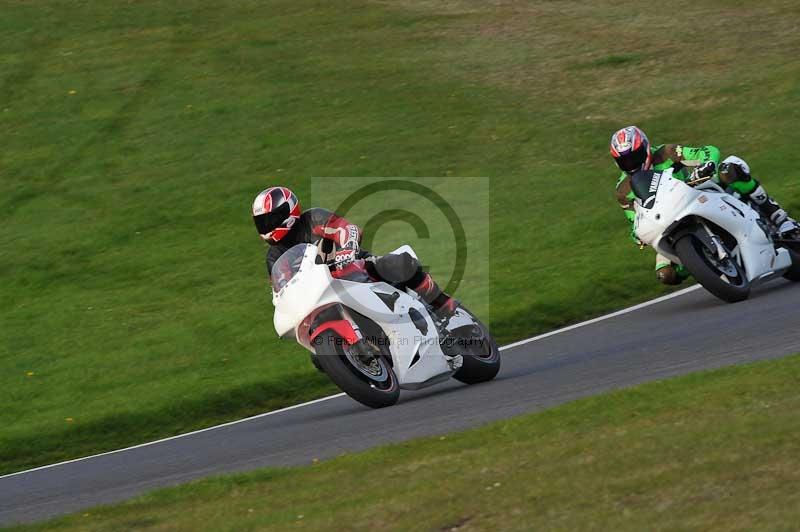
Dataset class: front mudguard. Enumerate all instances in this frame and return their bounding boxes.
[664,217,721,259]
[310,306,361,343]
[309,320,361,345]
[305,304,361,373]
[297,304,361,353]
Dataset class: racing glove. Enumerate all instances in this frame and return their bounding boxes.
[341,231,360,252]
[692,161,716,180]
[333,248,357,270]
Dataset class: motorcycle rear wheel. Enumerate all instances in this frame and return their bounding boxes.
[314,330,400,408]
[781,242,800,282]
[450,307,501,384]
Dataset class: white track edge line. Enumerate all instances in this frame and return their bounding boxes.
[2,284,700,480]
[499,285,701,351]
[0,393,346,480]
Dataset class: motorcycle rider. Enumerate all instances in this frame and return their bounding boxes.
[252,186,458,320]
[610,126,799,285]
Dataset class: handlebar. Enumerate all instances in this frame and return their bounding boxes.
[686,172,713,187]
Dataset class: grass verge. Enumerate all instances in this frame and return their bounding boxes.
[3,0,800,472]
[12,353,800,531]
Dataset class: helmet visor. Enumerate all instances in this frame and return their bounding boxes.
[254,202,291,236]
[615,145,648,173]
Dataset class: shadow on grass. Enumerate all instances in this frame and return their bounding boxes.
[0,371,337,476]
[570,53,642,69]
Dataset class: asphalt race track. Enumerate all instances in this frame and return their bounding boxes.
[3,281,800,525]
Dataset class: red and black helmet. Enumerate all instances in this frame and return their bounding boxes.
[252,186,301,244]
[610,126,652,174]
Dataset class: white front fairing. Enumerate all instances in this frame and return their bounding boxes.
[634,169,791,282]
[272,245,454,389]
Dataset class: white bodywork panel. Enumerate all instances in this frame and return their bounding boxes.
[634,169,791,282]
[272,245,455,389]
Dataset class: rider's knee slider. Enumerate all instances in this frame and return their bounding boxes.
[656,265,683,286]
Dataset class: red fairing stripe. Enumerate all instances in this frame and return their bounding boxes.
[309,320,360,345]
[632,130,643,150]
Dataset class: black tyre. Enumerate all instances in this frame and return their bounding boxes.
[782,246,800,282]
[314,331,400,408]
[675,234,750,303]
[449,308,501,384]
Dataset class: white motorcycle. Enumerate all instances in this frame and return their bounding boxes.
[633,167,800,302]
[271,243,501,408]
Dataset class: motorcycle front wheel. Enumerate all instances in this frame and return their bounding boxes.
[314,330,400,408]
[675,234,750,303]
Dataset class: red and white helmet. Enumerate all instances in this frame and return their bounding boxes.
[252,186,301,244]
[610,126,652,174]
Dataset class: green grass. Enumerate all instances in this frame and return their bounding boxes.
[3,0,800,473]
[12,354,800,531]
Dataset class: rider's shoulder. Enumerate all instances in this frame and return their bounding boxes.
[302,207,335,222]
[652,143,677,159]
[303,207,333,216]
[657,143,719,161]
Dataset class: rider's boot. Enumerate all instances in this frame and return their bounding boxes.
[411,273,459,322]
[747,184,800,236]
[412,273,462,365]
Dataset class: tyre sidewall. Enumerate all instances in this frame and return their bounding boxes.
[314,331,400,408]
[450,308,501,384]
[783,247,800,281]
[675,234,750,303]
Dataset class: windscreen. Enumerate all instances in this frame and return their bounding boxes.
[270,244,313,291]
[630,169,660,208]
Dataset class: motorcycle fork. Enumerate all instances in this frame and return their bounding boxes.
[698,222,730,261]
